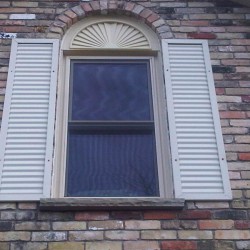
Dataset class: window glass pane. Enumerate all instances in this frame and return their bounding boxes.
[66,131,159,197]
[71,60,152,120]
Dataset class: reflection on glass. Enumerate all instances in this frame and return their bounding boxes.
[71,61,152,120]
[66,60,159,197]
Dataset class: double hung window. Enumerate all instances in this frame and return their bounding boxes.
[66,59,160,197]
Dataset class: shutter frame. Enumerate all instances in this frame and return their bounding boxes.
[162,39,232,200]
[0,39,59,200]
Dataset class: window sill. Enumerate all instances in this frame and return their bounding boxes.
[39,198,185,211]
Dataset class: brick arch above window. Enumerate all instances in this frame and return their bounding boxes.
[61,16,162,52]
[46,0,173,40]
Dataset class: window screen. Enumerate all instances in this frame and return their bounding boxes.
[66,60,159,197]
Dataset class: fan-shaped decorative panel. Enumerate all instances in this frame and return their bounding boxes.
[71,22,150,49]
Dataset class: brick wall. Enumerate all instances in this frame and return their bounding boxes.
[0,0,250,249]
[0,201,249,250]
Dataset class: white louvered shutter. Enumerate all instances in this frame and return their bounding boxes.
[162,40,232,200]
[0,39,59,200]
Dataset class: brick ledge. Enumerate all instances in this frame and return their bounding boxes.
[39,198,185,211]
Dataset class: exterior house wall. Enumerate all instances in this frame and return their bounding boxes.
[0,0,250,249]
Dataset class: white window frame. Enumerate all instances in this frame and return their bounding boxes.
[52,54,173,198]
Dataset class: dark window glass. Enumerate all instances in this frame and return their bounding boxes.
[66,60,159,197]
[66,130,158,197]
[71,61,152,120]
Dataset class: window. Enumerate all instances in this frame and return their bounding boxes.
[66,59,160,197]
[54,17,172,199]
[0,16,232,201]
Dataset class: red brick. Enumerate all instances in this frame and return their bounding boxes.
[187,32,216,39]
[239,153,250,161]
[0,81,6,88]
[108,1,117,10]
[80,3,93,14]
[161,241,197,250]
[3,26,34,33]
[240,81,250,87]
[220,111,246,119]
[182,20,209,26]
[0,73,8,80]
[199,220,234,229]
[75,212,109,221]
[235,220,250,229]
[90,1,100,11]
[147,13,160,24]
[0,8,26,14]
[57,15,72,27]
[242,96,250,103]
[200,27,225,33]
[143,211,178,220]
[64,10,78,24]
[53,21,67,32]
[139,9,152,19]
[179,210,211,220]
[216,88,225,95]
[124,2,135,12]
[0,20,25,26]
[111,211,142,220]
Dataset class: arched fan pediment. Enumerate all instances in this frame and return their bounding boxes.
[71,22,150,49]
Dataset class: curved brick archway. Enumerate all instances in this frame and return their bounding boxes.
[46,0,173,39]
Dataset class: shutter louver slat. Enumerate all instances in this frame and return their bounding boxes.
[0,39,59,200]
[162,40,232,200]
